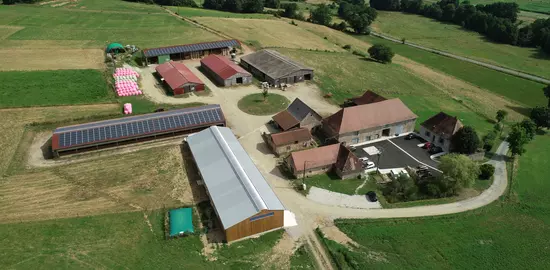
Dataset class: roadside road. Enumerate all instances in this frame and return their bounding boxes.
[371,31,550,85]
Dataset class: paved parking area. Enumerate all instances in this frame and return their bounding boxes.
[353,136,440,173]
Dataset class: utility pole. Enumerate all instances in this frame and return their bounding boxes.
[376,146,384,174]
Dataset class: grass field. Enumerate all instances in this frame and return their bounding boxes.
[0,210,285,268]
[238,93,290,115]
[357,35,547,108]
[0,70,114,108]
[59,0,164,13]
[330,133,550,269]
[168,6,273,18]
[305,173,365,195]
[372,11,550,79]
[469,0,550,14]
[290,245,316,269]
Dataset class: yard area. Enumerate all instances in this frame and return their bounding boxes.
[372,11,550,79]
[304,172,366,195]
[329,133,550,269]
[238,93,290,115]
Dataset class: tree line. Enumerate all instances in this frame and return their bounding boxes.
[202,0,265,14]
[369,0,550,54]
[123,0,198,7]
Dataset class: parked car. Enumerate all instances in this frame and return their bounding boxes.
[423,142,431,149]
[405,133,417,140]
[359,156,369,163]
[366,191,378,202]
[364,161,376,170]
[428,146,443,154]
[350,145,357,151]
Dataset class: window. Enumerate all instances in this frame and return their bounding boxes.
[294,141,298,144]
[353,131,359,136]
[351,138,359,144]
[365,135,372,141]
[250,212,274,222]
[439,137,445,144]
[425,131,431,137]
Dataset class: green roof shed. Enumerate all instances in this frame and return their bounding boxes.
[106,43,125,53]
[169,208,194,237]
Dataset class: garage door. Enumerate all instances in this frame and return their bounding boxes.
[395,125,403,135]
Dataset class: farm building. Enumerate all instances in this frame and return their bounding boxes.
[344,90,387,107]
[51,104,225,157]
[286,143,362,179]
[265,128,315,156]
[240,49,313,86]
[187,126,285,242]
[419,112,463,152]
[200,54,252,87]
[142,39,240,65]
[322,98,417,145]
[155,61,204,95]
[272,98,322,131]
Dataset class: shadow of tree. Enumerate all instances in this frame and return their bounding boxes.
[505,105,532,117]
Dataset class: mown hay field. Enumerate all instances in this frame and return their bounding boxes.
[0,70,114,108]
[372,11,550,78]
[0,49,105,71]
[193,17,345,51]
[333,134,550,269]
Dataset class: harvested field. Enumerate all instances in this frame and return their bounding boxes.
[0,49,104,71]
[193,17,344,51]
[0,25,23,40]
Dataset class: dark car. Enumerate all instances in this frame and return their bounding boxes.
[366,191,378,202]
[428,146,443,154]
[405,133,417,140]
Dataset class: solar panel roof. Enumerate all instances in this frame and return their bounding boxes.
[143,40,240,58]
[52,104,224,151]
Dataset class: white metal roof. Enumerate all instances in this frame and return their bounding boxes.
[187,126,285,229]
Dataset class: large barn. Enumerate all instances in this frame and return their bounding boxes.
[240,49,313,86]
[142,39,240,65]
[187,126,285,242]
[200,54,252,87]
[155,61,204,95]
[51,104,226,157]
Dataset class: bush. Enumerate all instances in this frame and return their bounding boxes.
[482,130,497,152]
[479,164,495,180]
[342,44,352,50]
[451,126,481,154]
[367,44,394,63]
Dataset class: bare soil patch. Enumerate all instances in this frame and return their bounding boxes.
[0,49,104,71]
[320,225,360,248]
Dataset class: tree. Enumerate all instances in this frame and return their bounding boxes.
[264,0,280,9]
[479,164,495,180]
[345,7,378,34]
[310,4,333,26]
[439,153,480,189]
[381,174,418,203]
[282,3,298,18]
[519,119,537,141]
[203,0,224,10]
[262,86,269,101]
[496,109,508,123]
[367,44,395,63]
[506,123,529,197]
[451,126,481,154]
[482,130,497,152]
[242,0,264,13]
[223,0,242,12]
[544,85,550,108]
[530,106,550,128]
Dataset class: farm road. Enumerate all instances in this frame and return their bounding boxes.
[371,31,550,85]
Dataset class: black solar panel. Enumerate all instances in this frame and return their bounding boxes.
[53,105,224,150]
[143,40,240,58]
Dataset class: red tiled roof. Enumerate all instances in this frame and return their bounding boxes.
[270,128,312,147]
[272,110,300,131]
[335,144,362,173]
[200,54,251,80]
[351,90,387,105]
[155,61,203,90]
[421,112,463,139]
[324,98,417,134]
[290,144,340,171]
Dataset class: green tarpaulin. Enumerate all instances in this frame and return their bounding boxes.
[106,43,124,53]
[169,208,194,237]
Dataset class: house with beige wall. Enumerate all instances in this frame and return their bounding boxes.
[286,144,362,179]
[266,128,315,156]
[322,98,417,145]
[419,112,463,152]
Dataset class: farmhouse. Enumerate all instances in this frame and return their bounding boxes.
[155,61,204,95]
[51,104,225,157]
[240,49,313,86]
[187,126,285,242]
[346,90,387,106]
[322,98,417,145]
[266,128,315,156]
[272,98,322,131]
[142,39,240,65]
[200,54,252,87]
[286,143,362,179]
[419,112,463,152]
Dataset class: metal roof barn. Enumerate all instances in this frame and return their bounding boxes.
[155,61,204,95]
[187,126,285,242]
[51,104,225,157]
[143,39,240,58]
[240,49,313,86]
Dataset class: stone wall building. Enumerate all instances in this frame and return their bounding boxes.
[419,112,463,152]
[266,128,315,156]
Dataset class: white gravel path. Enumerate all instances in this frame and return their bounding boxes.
[307,187,382,209]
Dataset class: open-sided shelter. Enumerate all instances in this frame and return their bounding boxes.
[188,126,285,242]
[240,49,313,86]
[200,54,252,86]
[155,61,204,95]
[143,39,240,65]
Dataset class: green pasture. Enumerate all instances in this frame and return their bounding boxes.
[167,6,273,18]
[237,93,290,115]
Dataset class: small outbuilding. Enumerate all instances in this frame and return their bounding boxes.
[419,112,463,152]
[168,208,194,238]
[266,128,315,156]
[272,98,322,131]
[200,54,252,87]
[105,42,125,54]
[240,49,313,86]
[143,39,240,65]
[286,143,362,179]
[155,61,204,95]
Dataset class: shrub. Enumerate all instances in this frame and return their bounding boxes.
[367,44,395,63]
[342,44,352,50]
[479,164,495,180]
[482,130,497,152]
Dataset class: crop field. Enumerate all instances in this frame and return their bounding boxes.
[358,35,547,108]
[0,70,115,108]
[372,11,550,78]
[193,17,344,51]
[330,134,550,269]
[0,5,221,49]
[276,48,526,135]
[0,210,285,269]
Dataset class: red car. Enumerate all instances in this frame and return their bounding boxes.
[423,142,431,149]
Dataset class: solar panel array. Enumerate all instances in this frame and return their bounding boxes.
[143,40,240,57]
[54,105,224,150]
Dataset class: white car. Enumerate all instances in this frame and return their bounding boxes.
[359,157,370,163]
[364,161,376,169]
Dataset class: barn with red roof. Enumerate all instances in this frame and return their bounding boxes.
[155,61,204,95]
[200,54,252,87]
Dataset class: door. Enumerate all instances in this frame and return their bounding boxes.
[395,125,403,135]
